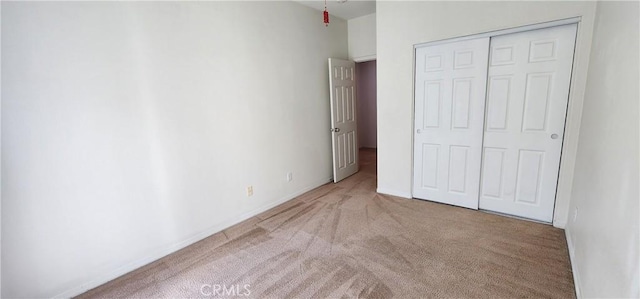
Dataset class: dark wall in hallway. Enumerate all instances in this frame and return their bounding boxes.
[356,60,377,148]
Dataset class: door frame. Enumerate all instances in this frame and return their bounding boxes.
[411,17,582,227]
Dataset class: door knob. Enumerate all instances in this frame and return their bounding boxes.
[551,133,559,139]
[417,129,422,134]
[332,128,340,133]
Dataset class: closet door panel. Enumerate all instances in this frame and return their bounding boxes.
[479,24,578,222]
[413,38,490,209]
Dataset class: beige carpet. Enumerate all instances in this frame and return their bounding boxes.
[78,149,575,298]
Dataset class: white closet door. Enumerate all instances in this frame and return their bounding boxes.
[413,38,489,209]
[479,24,578,222]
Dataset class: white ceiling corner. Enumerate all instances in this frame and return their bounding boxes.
[293,0,376,20]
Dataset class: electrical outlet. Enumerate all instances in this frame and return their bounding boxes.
[286,172,293,182]
[247,186,253,197]
[573,208,578,222]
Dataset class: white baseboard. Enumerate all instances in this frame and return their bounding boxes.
[553,216,568,229]
[54,177,332,298]
[553,219,567,229]
[376,188,412,199]
[565,229,582,298]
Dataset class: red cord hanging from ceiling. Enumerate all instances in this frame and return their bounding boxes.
[323,0,329,26]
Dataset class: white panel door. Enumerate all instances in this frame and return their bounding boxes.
[328,58,358,182]
[413,38,490,209]
[479,24,577,222]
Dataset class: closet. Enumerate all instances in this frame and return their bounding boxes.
[412,23,578,223]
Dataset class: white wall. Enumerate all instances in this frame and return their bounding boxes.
[376,1,596,226]
[348,13,376,62]
[1,2,347,297]
[566,2,639,297]
[0,3,3,295]
[356,61,377,148]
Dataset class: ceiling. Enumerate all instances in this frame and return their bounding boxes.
[293,0,376,20]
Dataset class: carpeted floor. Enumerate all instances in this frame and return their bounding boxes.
[78,149,575,298]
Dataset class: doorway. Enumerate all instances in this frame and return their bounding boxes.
[328,58,377,183]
